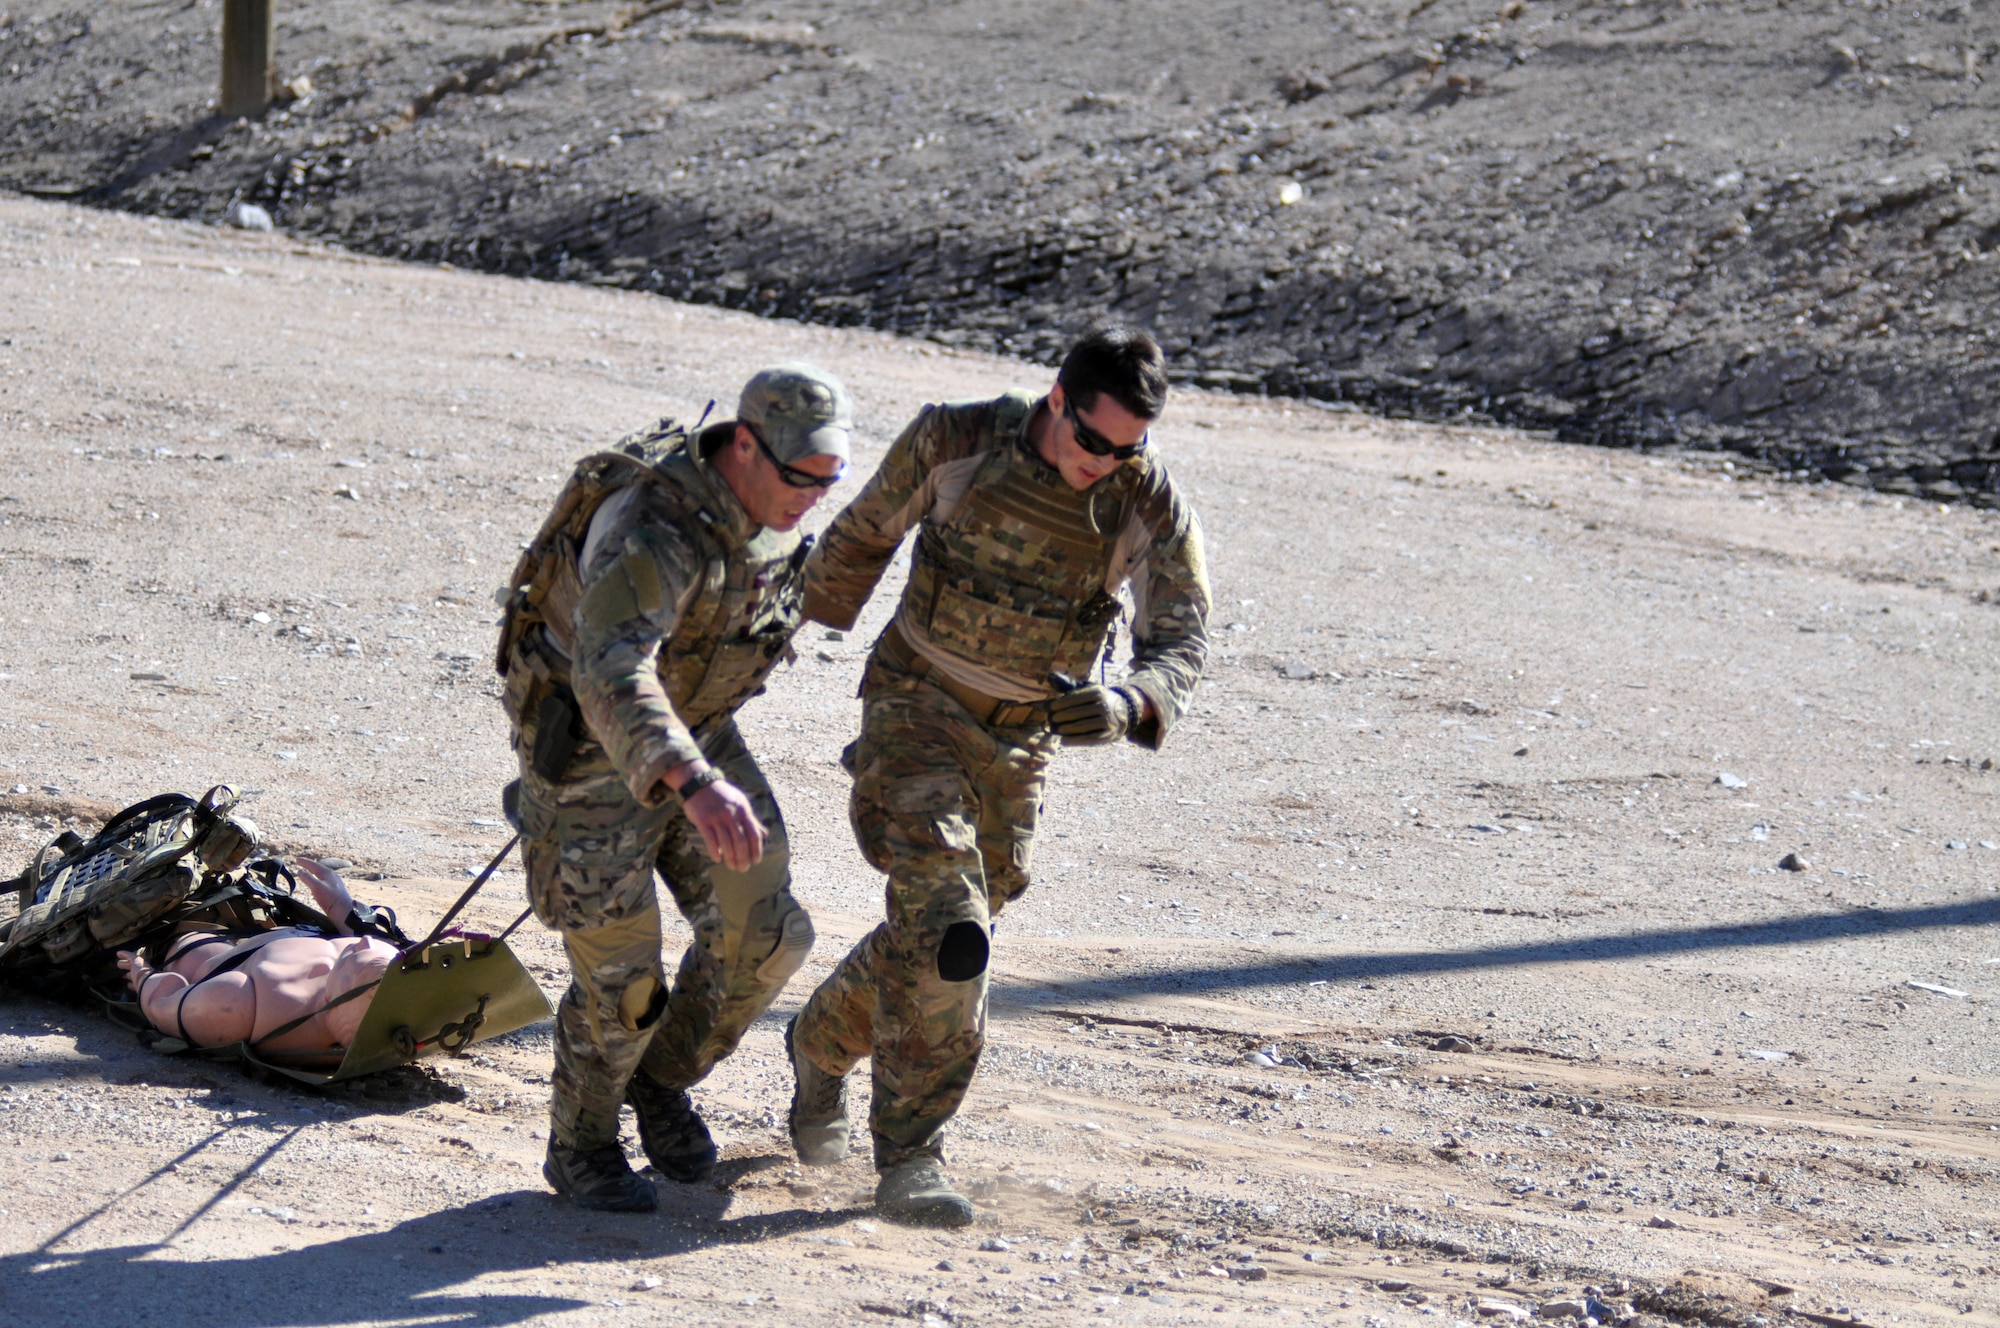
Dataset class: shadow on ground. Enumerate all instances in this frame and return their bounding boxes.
[8,1179,858,1327]
[999,898,1999,1004]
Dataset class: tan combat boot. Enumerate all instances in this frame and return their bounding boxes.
[875,1156,974,1229]
[786,1014,851,1165]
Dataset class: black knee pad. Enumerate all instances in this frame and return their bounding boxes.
[936,921,990,983]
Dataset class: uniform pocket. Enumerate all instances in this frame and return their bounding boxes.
[680,630,790,721]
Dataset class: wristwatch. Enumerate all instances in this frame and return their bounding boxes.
[676,765,724,800]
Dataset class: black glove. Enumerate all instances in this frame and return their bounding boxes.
[1046,684,1140,746]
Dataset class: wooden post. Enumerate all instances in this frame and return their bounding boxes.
[220,0,273,119]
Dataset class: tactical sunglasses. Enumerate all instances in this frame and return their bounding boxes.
[1063,397,1150,461]
[748,422,845,489]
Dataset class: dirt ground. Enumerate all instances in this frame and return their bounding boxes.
[2,196,1998,1328]
[6,0,2000,496]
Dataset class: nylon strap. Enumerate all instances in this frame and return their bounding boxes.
[413,835,520,952]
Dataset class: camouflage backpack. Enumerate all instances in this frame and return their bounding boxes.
[495,419,809,771]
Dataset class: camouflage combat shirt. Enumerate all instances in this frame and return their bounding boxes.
[562,427,808,803]
[803,391,1210,748]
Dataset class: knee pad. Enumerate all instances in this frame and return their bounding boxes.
[754,898,816,986]
[936,920,990,983]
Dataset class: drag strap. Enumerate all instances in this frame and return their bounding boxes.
[413,835,520,952]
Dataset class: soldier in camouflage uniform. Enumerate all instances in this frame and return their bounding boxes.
[496,365,851,1212]
[785,327,1211,1226]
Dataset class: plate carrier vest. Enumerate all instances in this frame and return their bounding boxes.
[902,394,1131,693]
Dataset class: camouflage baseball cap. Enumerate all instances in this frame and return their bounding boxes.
[738,363,853,466]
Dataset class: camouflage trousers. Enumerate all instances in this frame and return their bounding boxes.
[513,707,814,1152]
[793,659,1055,1170]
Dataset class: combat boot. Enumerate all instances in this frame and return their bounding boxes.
[543,1139,657,1213]
[625,1070,718,1184]
[786,1014,850,1166]
[875,1156,975,1229]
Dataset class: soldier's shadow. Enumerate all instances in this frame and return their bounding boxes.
[3,1180,866,1328]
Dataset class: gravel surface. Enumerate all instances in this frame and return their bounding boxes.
[1,196,1997,1327]
[6,0,2000,496]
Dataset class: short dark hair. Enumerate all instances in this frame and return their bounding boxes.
[1057,326,1169,421]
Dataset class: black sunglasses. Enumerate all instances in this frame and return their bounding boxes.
[747,422,845,489]
[1063,397,1150,461]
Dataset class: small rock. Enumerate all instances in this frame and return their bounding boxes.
[1744,1048,1792,1061]
[1542,1300,1589,1319]
[1715,772,1748,789]
[935,1260,956,1273]
[1945,840,1967,851]
[226,201,274,231]
[979,1237,1011,1253]
[51,1152,72,1162]
[1906,979,1968,999]
[129,671,168,681]
[1646,1214,1682,1230]
[1514,746,1530,757]
[1459,699,1488,714]
[276,73,314,104]
[786,1180,820,1197]
[631,1276,662,1291]
[276,751,299,761]
[1570,1198,1591,1211]
[1777,852,1808,872]
[1244,1051,1279,1069]
[333,485,361,500]
[251,611,272,623]
[1477,1302,1530,1321]
[1227,1264,1268,1282]
[1279,662,1316,680]
[1432,1035,1477,1053]
[1277,180,1304,205]
[1377,1279,1413,1293]
[8,785,25,794]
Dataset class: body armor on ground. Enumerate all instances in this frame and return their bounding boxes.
[0,787,260,975]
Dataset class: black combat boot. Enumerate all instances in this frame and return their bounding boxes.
[625,1071,718,1184]
[787,1015,851,1166]
[543,1139,657,1213]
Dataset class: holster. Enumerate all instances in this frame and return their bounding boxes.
[532,686,585,782]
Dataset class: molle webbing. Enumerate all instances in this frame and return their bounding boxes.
[907,439,1125,690]
[495,423,696,673]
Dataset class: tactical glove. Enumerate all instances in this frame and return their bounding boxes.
[1046,684,1140,746]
